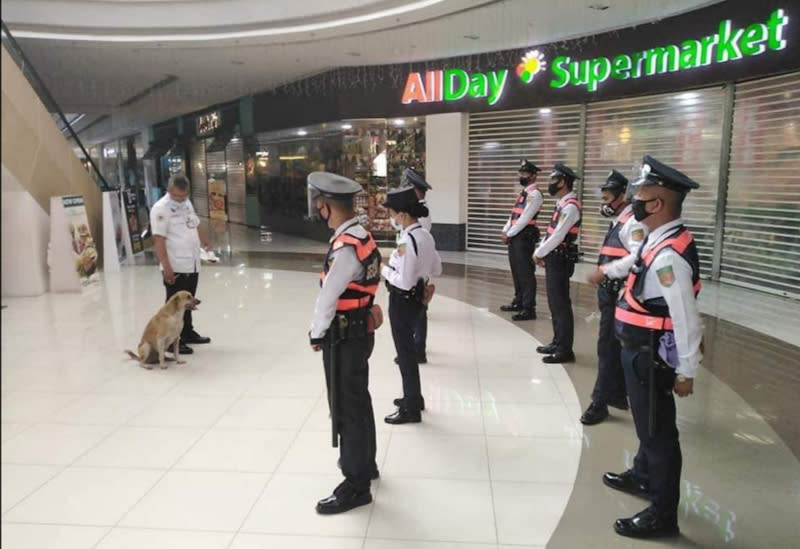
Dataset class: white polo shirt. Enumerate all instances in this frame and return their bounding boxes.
[150,194,201,273]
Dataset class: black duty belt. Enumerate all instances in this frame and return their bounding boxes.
[599,277,623,293]
[385,280,424,301]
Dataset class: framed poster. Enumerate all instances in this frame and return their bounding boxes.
[121,187,144,253]
[208,177,228,221]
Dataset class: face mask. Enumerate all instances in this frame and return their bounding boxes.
[317,203,331,223]
[548,180,562,196]
[632,198,658,221]
[519,177,528,186]
[599,196,624,217]
[390,216,403,231]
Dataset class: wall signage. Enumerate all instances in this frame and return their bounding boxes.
[196,111,221,137]
[400,8,789,104]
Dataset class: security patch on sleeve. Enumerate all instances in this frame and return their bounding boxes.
[397,243,406,257]
[656,265,675,287]
[631,228,645,242]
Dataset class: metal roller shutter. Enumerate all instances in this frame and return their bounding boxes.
[722,72,800,298]
[226,138,246,225]
[582,90,725,277]
[467,106,582,252]
[190,139,208,217]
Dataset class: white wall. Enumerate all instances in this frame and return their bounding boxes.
[424,112,468,226]
[1,165,50,297]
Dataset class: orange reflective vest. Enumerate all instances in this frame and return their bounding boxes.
[509,184,540,227]
[546,196,581,245]
[597,208,634,265]
[320,227,381,312]
[614,226,701,342]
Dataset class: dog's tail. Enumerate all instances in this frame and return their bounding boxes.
[124,350,140,361]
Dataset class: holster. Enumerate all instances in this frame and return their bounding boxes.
[599,276,623,294]
[331,311,370,341]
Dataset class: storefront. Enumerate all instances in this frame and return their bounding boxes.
[150,0,799,297]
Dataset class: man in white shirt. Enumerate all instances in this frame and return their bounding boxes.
[501,160,543,321]
[150,174,212,355]
[534,163,582,364]
[603,156,703,540]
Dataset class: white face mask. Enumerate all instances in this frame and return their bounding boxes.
[390,217,403,231]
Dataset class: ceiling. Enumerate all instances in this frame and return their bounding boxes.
[2,0,720,145]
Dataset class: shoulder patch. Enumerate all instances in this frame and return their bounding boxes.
[656,265,675,287]
[631,228,645,242]
[397,243,406,257]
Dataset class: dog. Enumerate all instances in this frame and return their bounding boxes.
[125,290,200,369]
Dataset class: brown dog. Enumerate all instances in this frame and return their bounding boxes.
[125,290,200,369]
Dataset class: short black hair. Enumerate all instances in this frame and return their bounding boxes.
[168,174,190,191]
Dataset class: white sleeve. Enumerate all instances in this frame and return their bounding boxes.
[430,245,443,278]
[502,219,512,234]
[602,254,638,280]
[419,215,433,231]
[534,203,580,258]
[507,191,542,238]
[381,234,420,291]
[150,204,168,237]
[652,250,703,378]
[310,246,362,339]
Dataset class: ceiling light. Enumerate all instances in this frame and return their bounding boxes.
[341,123,353,130]
[539,108,552,114]
[9,0,447,42]
[297,129,307,136]
[393,119,405,126]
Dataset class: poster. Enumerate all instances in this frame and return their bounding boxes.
[208,177,228,221]
[122,187,144,253]
[61,195,100,286]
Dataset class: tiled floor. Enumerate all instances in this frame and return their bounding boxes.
[2,266,579,548]
[3,225,800,548]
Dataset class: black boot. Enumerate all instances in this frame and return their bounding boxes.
[580,401,609,425]
[614,507,679,539]
[602,469,651,499]
[316,483,372,515]
[384,408,421,425]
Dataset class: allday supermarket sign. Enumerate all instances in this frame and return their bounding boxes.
[401,8,789,106]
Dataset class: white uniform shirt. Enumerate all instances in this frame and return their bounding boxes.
[534,191,580,258]
[502,186,543,237]
[382,222,442,291]
[600,204,649,279]
[418,201,433,232]
[309,219,368,340]
[634,219,703,378]
[150,194,201,273]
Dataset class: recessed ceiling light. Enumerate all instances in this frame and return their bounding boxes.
[539,108,552,114]
[393,119,405,126]
[463,34,480,40]
[341,123,353,130]
[588,3,609,10]
[297,129,307,136]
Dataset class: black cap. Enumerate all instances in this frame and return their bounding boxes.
[550,162,581,181]
[634,155,700,193]
[382,186,419,213]
[600,169,628,194]
[519,159,540,174]
[402,167,432,191]
[307,171,362,199]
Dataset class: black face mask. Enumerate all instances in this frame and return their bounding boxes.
[548,180,562,196]
[317,203,331,224]
[519,177,528,186]
[632,198,658,221]
[600,196,624,217]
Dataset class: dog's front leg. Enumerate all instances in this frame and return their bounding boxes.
[173,338,185,364]
[158,342,168,369]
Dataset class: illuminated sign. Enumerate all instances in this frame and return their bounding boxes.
[401,69,508,106]
[399,9,790,105]
[196,111,221,137]
[551,9,789,91]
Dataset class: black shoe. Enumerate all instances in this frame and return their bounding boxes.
[614,507,679,539]
[183,331,211,344]
[167,343,194,355]
[580,402,609,425]
[384,408,421,425]
[536,344,557,354]
[500,303,523,312]
[543,351,575,364]
[602,469,651,499]
[315,488,372,515]
[511,310,536,321]
[392,397,426,411]
[608,396,629,411]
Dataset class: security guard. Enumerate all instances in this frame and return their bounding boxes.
[308,172,381,515]
[382,186,442,424]
[501,160,543,321]
[603,156,702,539]
[533,163,581,363]
[403,168,433,362]
[582,170,648,425]
[150,174,213,355]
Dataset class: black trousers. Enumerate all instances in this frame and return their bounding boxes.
[322,329,377,494]
[389,292,424,411]
[507,226,539,311]
[545,253,575,353]
[164,272,199,339]
[591,287,627,405]
[622,347,681,519]
[413,305,428,357]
